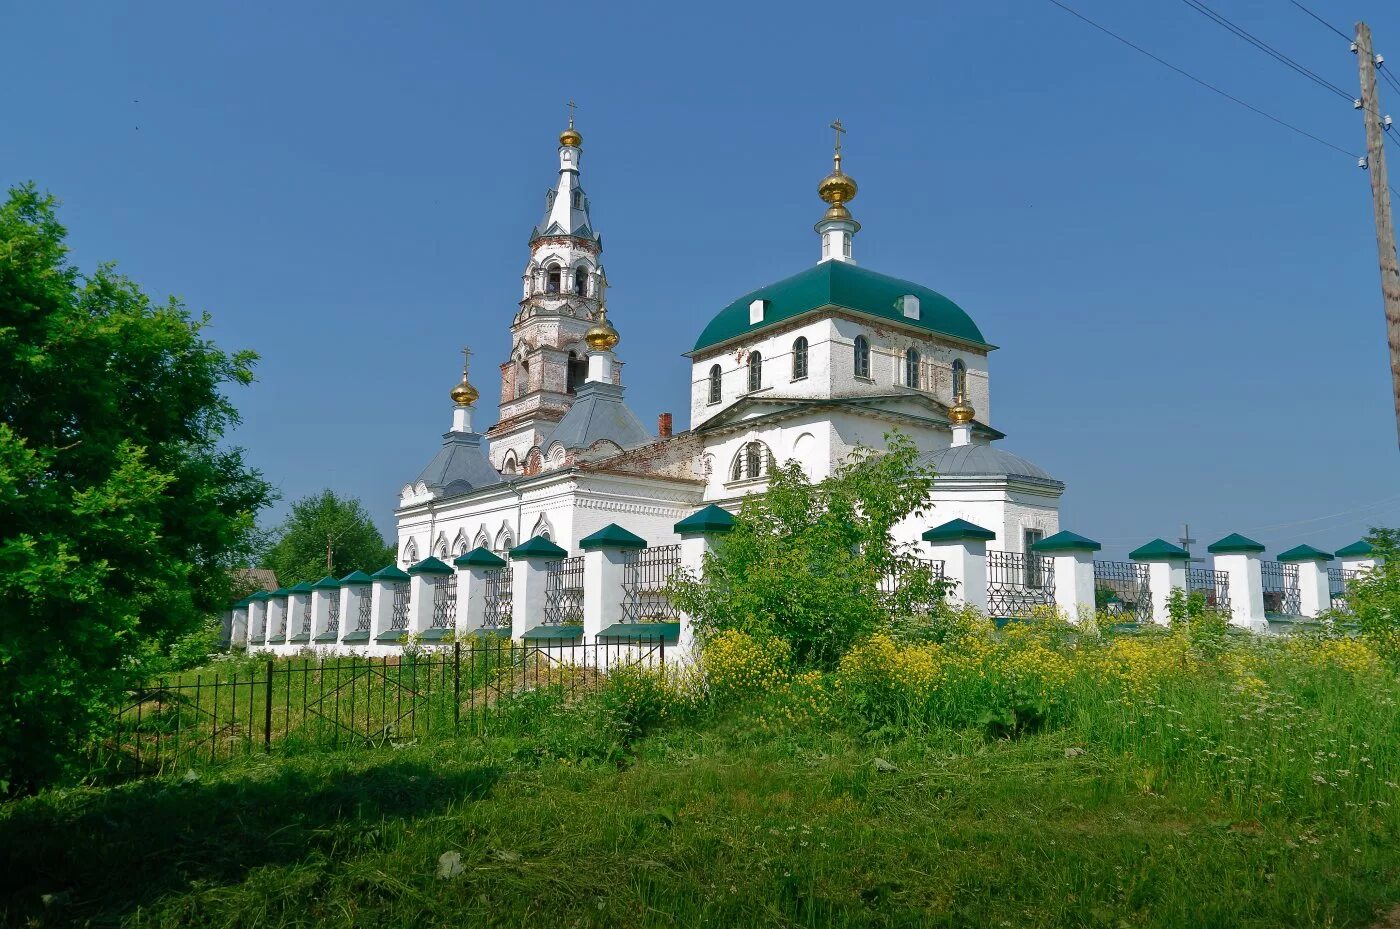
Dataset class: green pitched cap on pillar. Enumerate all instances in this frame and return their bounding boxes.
[580,523,648,551]
[455,546,506,568]
[922,518,996,543]
[407,556,454,575]
[1128,539,1189,562]
[288,581,315,594]
[339,570,374,585]
[1335,540,1375,558]
[249,591,272,602]
[312,575,341,590]
[1206,533,1266,554]
[370,565,410,581]
[510,536,568,560]
[1276,544,1333,563]
[1030,530,1101,553]
[674,504,737,535]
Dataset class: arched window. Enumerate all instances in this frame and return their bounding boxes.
[402,538,419,566]
[792,337,809,380]
[573,267,588,295]
[546,265,561,294]
[747,351,762,392]
[473,530,490,551]
[952,359,966,399]
[502,453,518,475]
[729,441,771,481]
[566,351,586,394]
[708,364,722,404]
[853,336,871,379]
[516,359,530,397]
[904,348,921,388]
[571,189,581,209]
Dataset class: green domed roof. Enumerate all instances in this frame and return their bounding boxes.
[690,261,990,354]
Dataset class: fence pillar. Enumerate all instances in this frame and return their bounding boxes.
[246,595,267,647]
[230,602,249,648]
[581,523,648,642]
[1336,539,1379,573]
[1277,545,1333,618]
[310,576,339,644]
[407,556,453,636]
[455,547,505,636]
[922,519,995,613]
[675,504,738,657]
[509,536,569,640]
[286,583,313,647]
[265,591,289,648]
[338,571,374,646]
[1031,531,1100,621]
[1129,539,1190,625]
[1205,533,1267,631]
[370,565,409,645]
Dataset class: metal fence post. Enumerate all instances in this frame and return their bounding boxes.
[453,641,461,730]
[263,659,274,751]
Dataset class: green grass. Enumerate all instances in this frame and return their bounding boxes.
[5,632,1399,927]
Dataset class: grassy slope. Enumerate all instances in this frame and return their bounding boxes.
[2,712,1397,929]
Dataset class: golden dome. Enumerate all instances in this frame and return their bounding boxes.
[948,393,976,425]
[818,153,858,206]
[560,126,582,147]
[450,376,479,407]
[584,307,619,351]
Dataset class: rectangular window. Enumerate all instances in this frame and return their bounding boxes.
[1024,529,1045,588]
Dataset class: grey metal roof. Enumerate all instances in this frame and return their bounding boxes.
[542,381,649,452]
[414,431,503,496]
[920,443,1062,487]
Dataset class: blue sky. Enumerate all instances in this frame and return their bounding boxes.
[4,0,1398,558]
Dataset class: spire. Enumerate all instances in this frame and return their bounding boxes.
[532,102,595,242]
[815,118,859,264]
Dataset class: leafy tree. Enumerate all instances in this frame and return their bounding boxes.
[670,431,945,670]
[260,490,394,586]
[0,184,274,793]
[1347,526,1400,662]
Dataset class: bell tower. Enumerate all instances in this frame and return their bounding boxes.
[485,106,618,474]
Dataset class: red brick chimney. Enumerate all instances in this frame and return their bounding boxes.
[658,412,673,438]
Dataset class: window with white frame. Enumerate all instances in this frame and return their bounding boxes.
[708,364,722,404]
[747,351,762,392]
[792,337,809,380]
[853,336,871,380]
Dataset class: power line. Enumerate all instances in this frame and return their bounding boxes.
[1176,0,1353,101]
[1287,0,1351,44]
[1046,0,1358,157]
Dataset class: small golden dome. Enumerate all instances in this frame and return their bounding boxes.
[584,307,619,351]
[818,153,858,206]
[451,376,479,407]
[560,126,582,148]
[948,393,976,425]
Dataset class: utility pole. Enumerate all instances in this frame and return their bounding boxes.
[326,531,334,573]
[1355,22,1400,448]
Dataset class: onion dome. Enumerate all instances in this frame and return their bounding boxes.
[947,392,975,425]
[450,348,479,406]
[818,154,858,212]
[585,305,619,351]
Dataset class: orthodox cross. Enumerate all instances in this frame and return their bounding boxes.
[460,345,472,377]
[1179,523,1204,565]
[830,118,846,154]
[567,99,578,128]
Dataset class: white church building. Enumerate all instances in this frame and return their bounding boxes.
[393,117,1064,567]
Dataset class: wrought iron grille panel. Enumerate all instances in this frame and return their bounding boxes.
[390,582,410,630]
[327,594,340,635]
[430,576,456,629]
[878,558,947,613]
[1329,567,1361,612]
[543,556,585,625]
[622,544,681,623]
[1261,561,1301,616]
[483,565,512,630]
[1187,568,1231,614]
[986,550,1055,617]
[299,599,312,637]
[355,589,372,633]
[1093,560,1152,622]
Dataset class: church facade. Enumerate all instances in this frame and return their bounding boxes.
[394,119,1063,566]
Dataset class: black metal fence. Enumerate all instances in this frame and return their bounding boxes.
[543,556,585,625]
[1187,567,1232,614]
[390,582,410,630]
[986,550,1055,617]
[95,637,668,778]
[1093,560,1151,622]
[1262,561,1301,616]
[1329,567,1361,613]
[430,576,456,629]
[622,544,681,623]
[878,557,948,614]
[483,566,512,631]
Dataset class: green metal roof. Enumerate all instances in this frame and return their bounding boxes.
[370,565,410,581]
[510,536,569,560]
[339,570,374,585]
[1276,544,1332,563]
[1030,530,1101,553]
[674,504,737,535]
[248,591,272,602]
[1335,540,1375,558]
[922,518,996,543]
[455,546,507,568]
[311,575,342,590]
[1207,533,1265,554]
[690,260,990,354]
[579,523,648,550]
[407,556,454,575]
[270,588,291,598]
[288,581,314,594]
[1129,539,1189,562]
